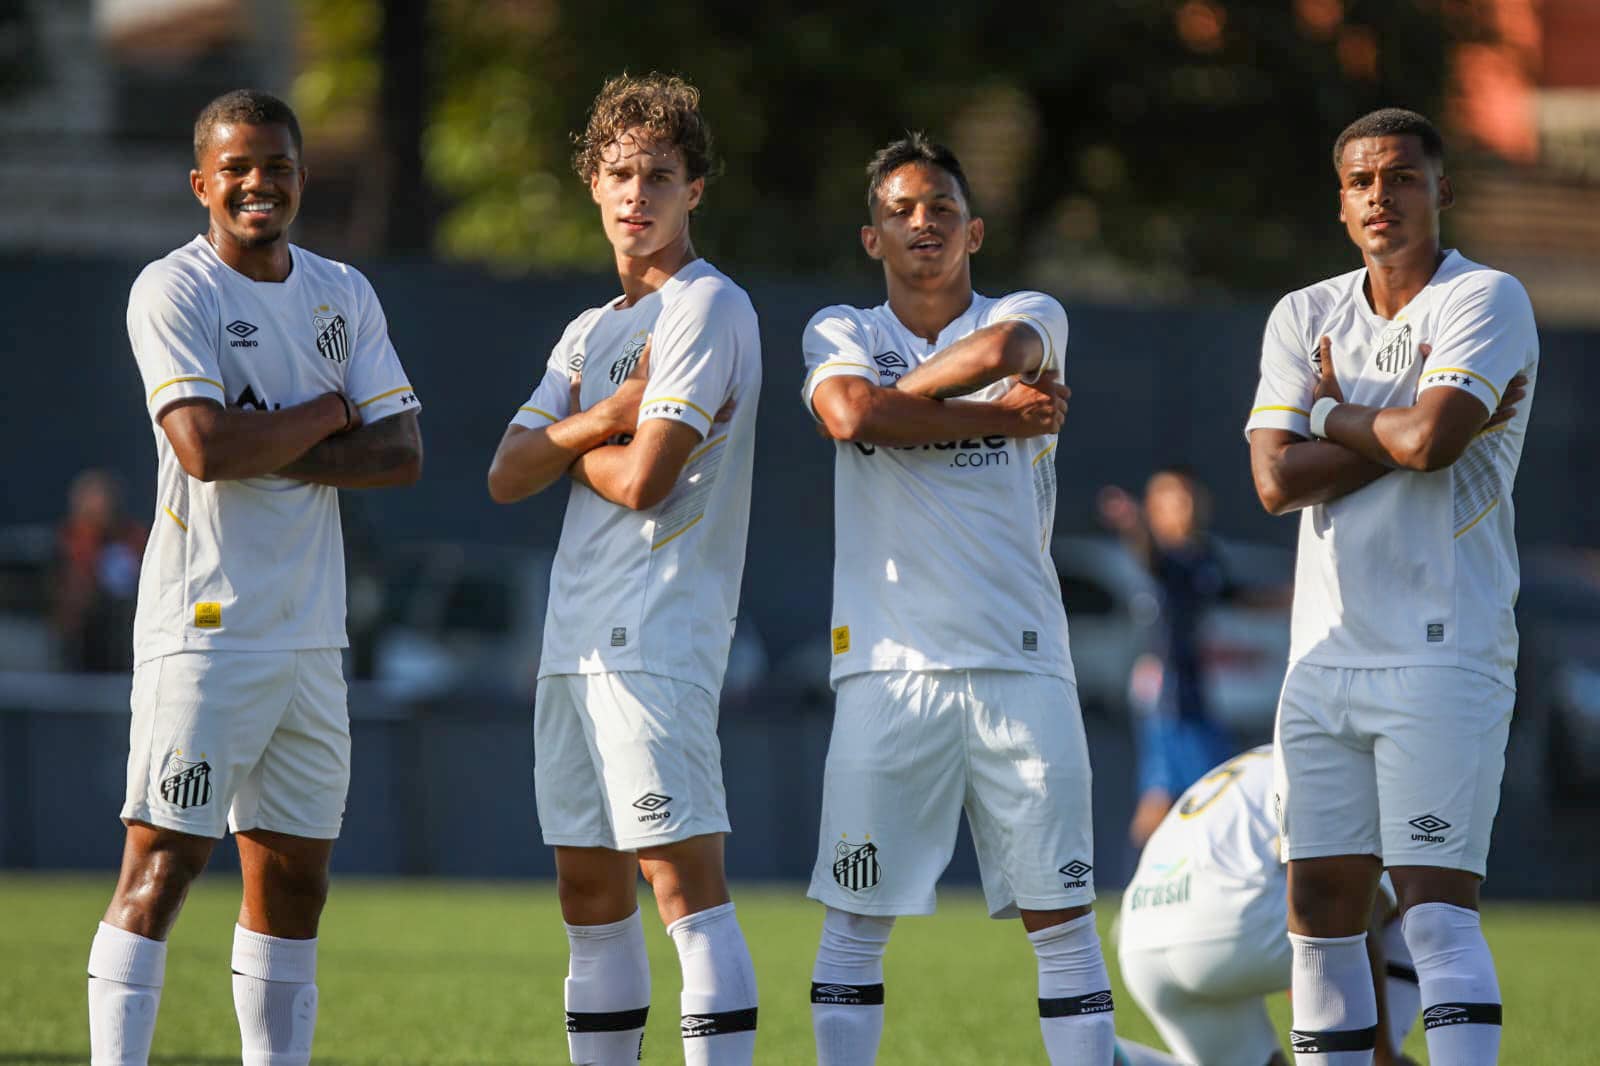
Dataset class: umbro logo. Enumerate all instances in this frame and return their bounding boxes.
[1291,1033,1314,1047]
[1079,991,1114,1011]
[814,985,857,998]
[873,350,908,383]
[226,320,259,348]
[680,1015,715,1034]
[1409,814,1450,843]
[1059,859,1092,888]
[1424,1005,1468,1022]
[633,792,671,823]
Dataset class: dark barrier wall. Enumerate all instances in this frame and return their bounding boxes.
[1,254,1593,655]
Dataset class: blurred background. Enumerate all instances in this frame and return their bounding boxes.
[0,0,1596,898]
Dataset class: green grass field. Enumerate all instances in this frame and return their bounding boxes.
[1,873,1591,1064]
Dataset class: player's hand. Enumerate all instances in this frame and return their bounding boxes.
[996,372,1070,437]
[1097,485,1140,533]
[1485,371,1528,429]
[1312,335,1343,404]
[568,372,582,414]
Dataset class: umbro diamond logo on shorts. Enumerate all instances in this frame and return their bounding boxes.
[632,792,671,824]
[1059,859,1092,887]
[1409,814,1451,842]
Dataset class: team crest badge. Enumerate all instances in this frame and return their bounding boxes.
[832,836,881,891]
[610,334,648,384]
[159,754,213,810]
[314,310,349,364]
[1373,323,1414,374]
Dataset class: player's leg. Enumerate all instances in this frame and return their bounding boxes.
[588,671,754,1066]
[227,648,352,1066]
[91,651,283,1065]
[1277,664,1384,1065]
[1373,667,1512,1066]
[537,674,651,1066]
[965,671,1114,1065]
[806,671,966,1065]
[1378,914,1421,1052]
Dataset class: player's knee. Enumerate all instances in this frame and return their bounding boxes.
[1287,873,1367,934]
[112,842,210,928]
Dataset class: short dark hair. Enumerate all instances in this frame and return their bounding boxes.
[573,72,717,184]
[865,133,974,217]
[1332,108,1444,171]
[193,89,303,166]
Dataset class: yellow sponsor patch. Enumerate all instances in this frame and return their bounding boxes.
[831,625,850,654]
[194,602,222,628]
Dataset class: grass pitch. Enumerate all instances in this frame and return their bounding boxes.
[1,873,1590,1064]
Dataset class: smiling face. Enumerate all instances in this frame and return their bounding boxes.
[589,128,703,261]
[1336,134,1451,264]
[861,162,983,289]
[190,121,304,251]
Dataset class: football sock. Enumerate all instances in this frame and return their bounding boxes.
[1379,918,1422,1051]
[1030,913,1116,1065]
[231,925,319,1066]
[564,909,651,1066]
[1403,902,1502,1066]
[1288,931,1376,1064]
[1114,1038,1182,1065]
[667,902,758,1066]
[87,921,167,1066]
[810,907,894,1066]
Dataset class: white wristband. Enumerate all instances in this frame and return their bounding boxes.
[1309,396,1340,439]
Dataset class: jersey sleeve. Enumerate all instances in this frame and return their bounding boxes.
[1244,294,1315,439]
[344,270,420,423]
[637,281,753,439]
[986,290,1068,384]
[509,318,587,430]
[126,261,226,422]
[801,306,878,421]
[1416,271,1537,415]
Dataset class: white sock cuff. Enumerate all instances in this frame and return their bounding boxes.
[232,925,318,984]
[666,901,736,941]
[822,906,894,943]
[565,907,645,942]
[88,922,167,987]
[1289,930,1367,950]
[1027,912,1098,949]
[1402,901,1481,952]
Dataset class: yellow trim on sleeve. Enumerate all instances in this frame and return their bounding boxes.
[163,507,188,532]
[357,385,416,408]
[644,396,713,423]
[1421,367,1501,405]
[687,435,727,464]
[1250,405,1310,417]
[1032,441,1058,466]
[651,513,704,551]
[518,405,560,423]
[1454,498,1500,539]
[803,359,877,390]
[148,375,224,403]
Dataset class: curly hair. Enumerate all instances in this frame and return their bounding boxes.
[572,72,717,184]
[193,89,302,166]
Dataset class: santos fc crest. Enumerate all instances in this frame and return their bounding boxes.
[315,310,349,364]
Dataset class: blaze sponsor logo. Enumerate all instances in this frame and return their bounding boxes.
[852,435,1011,469]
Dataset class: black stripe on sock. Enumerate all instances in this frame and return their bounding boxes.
[1385,961,1419,985]
[566,1006,649,1033]
[681,1007,758,1037]
[1423,1002,1503,1029]
[811,981,885,1006]
[1039,990,1115,1018]
[1288,1025,1378,1053]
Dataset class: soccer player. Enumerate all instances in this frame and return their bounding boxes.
[1245,108,1535,1065]
[802,134,1113,1066]
[91,89,423,1066]
[486,74,760,1066]
[1118,747,1421,1066]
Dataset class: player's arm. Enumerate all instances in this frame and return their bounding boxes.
[278,408,422,488]
[1248,428,1391,516]
[1318,376,1525,473]
[892,319,1047,399]
[487,393,638,504]
[811,373,1066,446]
[159,394,352,483]
[568,418,703,511]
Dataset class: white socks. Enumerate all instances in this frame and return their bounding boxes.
[667,902,758,1066]
[1030,913,1116,1066]
[1289,931,1377,1064]
[1403,902,1502,1065]
[564,910,652,1065]
[87,922,167,1066]
[811,907,894,1066]
[232,925,319,1066]
[1114,1038,1182,1065]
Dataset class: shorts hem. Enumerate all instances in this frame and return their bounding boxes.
[807,885,934,917]
[1008,891,1097,914]
[614,821,730,851]
[229,815,342,841]
[1378,851,1487,878]
[1283,841,1383,862]
[121,805,227,839]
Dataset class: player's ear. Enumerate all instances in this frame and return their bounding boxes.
[966,216,984,254]
[590,173,603,205]
[1438,173,1454,211]
[190,168,207,206]
[860,224,882,261]
[686,176,704,213]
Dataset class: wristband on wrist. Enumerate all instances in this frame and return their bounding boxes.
[1310,396,1340,439]
[335,393,354,431]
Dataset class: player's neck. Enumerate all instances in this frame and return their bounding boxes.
[613,230,698,307]
[206,226,293,283]
[1362,244,1445,320]
[883,274,974,343]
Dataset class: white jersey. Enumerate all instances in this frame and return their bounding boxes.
[513,259,760,698]
[801,292,1075,687]
[126,237,419,666]
[1119,747,1282,950]
[1244,251,1537,689]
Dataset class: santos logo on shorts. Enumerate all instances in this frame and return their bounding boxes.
[833,838,881,891]
[632,792,672,823]
[159,755,212,810]
[1059,859,1092,889]
[1408,814,1451,843]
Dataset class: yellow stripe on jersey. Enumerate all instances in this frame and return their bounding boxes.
[518,405,560,423]
[687,435,727,464]
[1250,404,1310,416]
[1454,497,1500,539]
[651,512,703,551]
[1421,367,1501,405]
[803,359,877,390]
[1032,441,1058,467]
[163,507,188,532]
[357,385,417,408]
[644,396,713,423]
[148,375,224,403]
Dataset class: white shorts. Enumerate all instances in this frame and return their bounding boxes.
[808,670,1095,919]
[122,649,350,839]
[1118,929,1289,1066]
[1273,664,1512,875]
[534,671,729,851]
